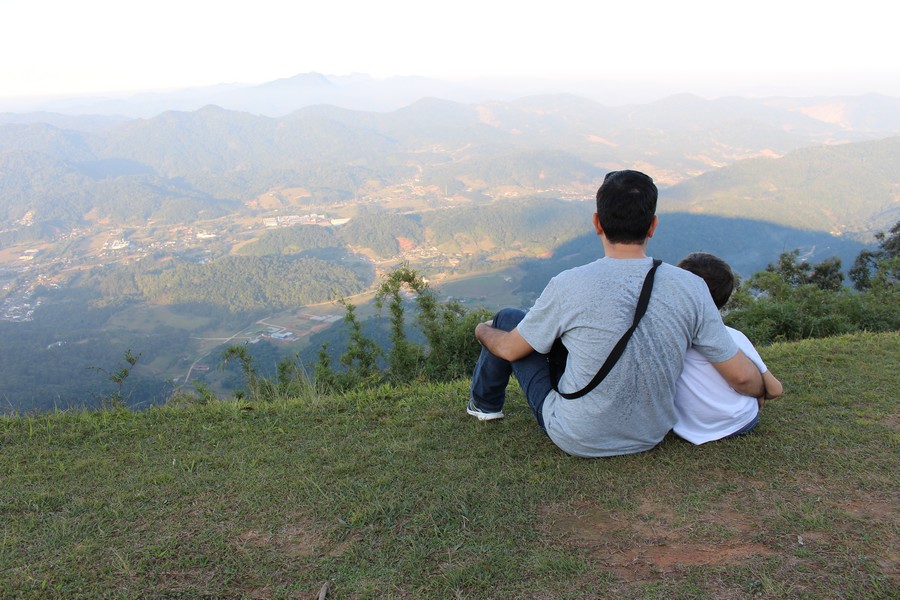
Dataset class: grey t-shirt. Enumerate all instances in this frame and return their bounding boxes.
[517,257,738,457]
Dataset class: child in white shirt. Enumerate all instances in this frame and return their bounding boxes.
[674,253,783,444]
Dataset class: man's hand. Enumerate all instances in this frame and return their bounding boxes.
[475,321,491,346]
[474,323,535,362]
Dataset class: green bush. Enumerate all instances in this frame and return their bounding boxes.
[725,234,899,345]
[317,264,490,392]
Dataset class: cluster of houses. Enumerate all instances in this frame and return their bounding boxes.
[262,214,351,228]
[104,239,130,251]
[254,313,344,344]
[0,266,58,322]
[1,290,42,322]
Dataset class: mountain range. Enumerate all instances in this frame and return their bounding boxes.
[2,85,899,243]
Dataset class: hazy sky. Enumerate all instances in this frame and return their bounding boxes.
[2,0,897,99]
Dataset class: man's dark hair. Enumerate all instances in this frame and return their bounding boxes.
[595,170,658,244]
[677,252,735,309]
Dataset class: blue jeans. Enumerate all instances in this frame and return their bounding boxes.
[723,413,759,439]
[469,308,553,431]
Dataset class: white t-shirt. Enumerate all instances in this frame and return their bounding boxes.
[673,326,765,444]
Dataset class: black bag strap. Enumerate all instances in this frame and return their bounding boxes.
[551,259,662,399]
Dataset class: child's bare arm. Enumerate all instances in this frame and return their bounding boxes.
[758,370,783,409]
[762,371,783,399]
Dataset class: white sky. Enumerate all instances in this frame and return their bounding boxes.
[1,0,898,99]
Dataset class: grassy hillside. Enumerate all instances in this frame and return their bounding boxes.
[2,332,897,598]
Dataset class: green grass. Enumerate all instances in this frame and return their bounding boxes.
[2,332,897,598]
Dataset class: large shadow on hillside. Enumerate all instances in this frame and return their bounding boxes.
[516,213,869,299]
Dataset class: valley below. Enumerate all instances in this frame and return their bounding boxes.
[1,90,898,412]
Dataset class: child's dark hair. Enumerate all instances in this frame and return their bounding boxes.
[677,252,735,309]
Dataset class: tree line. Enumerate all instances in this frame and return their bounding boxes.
[89,254,373,312]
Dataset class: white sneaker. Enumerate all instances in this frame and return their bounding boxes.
[467,399,504,421]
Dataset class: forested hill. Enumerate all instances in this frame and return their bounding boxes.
[663,136,900,236]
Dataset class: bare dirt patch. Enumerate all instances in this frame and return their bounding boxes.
[273,524,322,559]
[232,521,361,560]
[544,498,774,582]
[396,236,417,252]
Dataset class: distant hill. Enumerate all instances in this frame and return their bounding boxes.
[0,73,491,118]
[762,93,900,134]
[663,136,900,238]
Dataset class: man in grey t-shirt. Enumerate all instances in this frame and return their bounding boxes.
[468,170,765,457]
